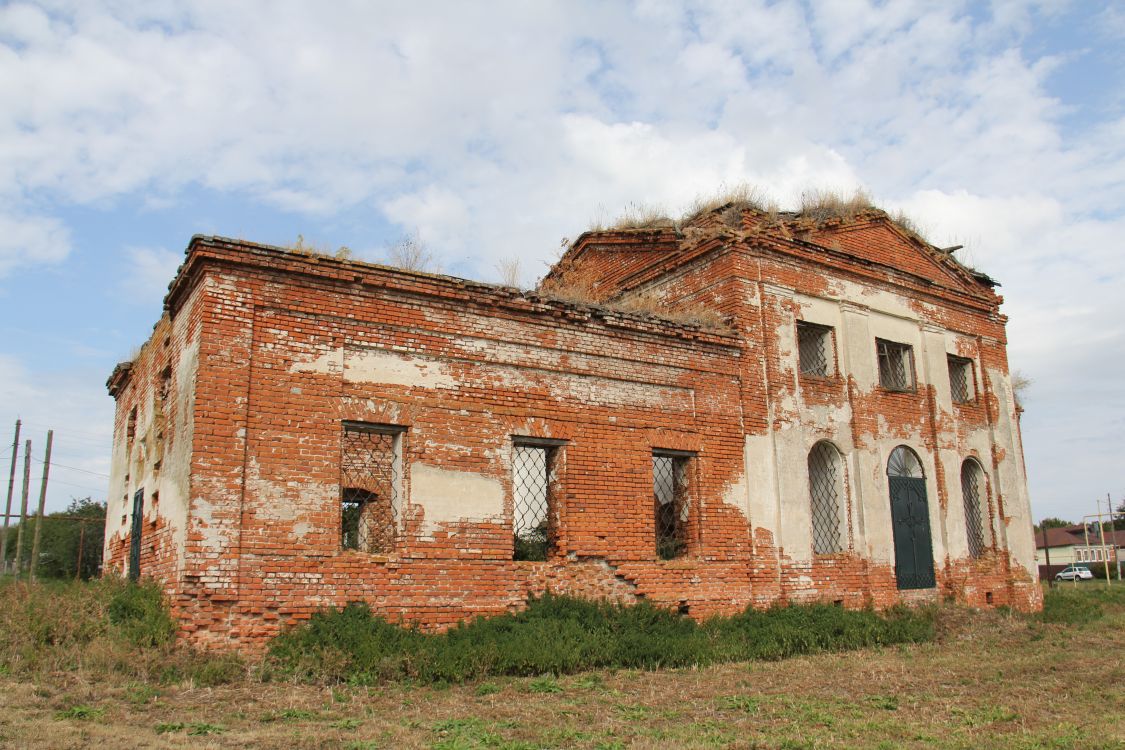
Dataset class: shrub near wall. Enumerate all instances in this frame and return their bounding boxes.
[0,578,242,686]
[265,595,935,685]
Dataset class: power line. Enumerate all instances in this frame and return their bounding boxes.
[8,420,111,443]
[30,456,110,479]
[35,476,105,494]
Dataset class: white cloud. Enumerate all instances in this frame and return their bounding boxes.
[0,1,1120,519]
[0,212,70,276]
[121,246,184,306]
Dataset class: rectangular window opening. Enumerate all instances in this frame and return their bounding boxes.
[653,450,693,560]
[512,440,562,561]
[947,355,974,403]
[797,321,834,378]
[876,338,915,392]
[340,422,404,554]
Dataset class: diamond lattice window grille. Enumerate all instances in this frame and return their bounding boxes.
[961,460,986,558]
[877,339,915,391]
[513,444,555,561]
[340,425,401,554]
[797,322,833,377]
[948,356,973,403]
[653,453,690,560]
[808,442,843,554]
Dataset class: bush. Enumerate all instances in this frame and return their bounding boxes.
[108,580,176,647]
[0,576,240,684]
[266,595,936,685]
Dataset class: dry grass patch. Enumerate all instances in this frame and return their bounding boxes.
[611,290,728,330]
[288,234,353,260]
[3,583,1123,749]
[797,187,875,224]
[680,183,776,226]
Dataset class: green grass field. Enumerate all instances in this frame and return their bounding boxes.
[1,579,1123,749]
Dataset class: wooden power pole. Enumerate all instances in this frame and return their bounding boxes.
[12,439,31,578]
[29,430,53,582]
[1,419,20,572]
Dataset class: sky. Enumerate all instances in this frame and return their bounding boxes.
[0,0,1122,524]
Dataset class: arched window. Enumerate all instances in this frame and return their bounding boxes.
[960,459,988,558]
[808,441,844,554]
[887,446,924,478]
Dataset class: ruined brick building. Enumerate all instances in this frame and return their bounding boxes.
[103,201,1041,649]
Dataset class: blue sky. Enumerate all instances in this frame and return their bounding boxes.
[0,0,1122,522]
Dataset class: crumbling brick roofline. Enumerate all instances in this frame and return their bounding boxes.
[553,203,1002,314]
[164,235,740,347]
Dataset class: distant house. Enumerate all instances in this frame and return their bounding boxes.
[1035,525,1123,578]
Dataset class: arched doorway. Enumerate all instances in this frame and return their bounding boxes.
[887,446,935,589]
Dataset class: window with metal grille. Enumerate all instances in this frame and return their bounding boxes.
[947,355,973,403]
[340,422,403,554]
[512,440,562,561]
[797,322,834,377]
[960,459,987,558]
[653,451,692,560]
[876,338,915,392]
[808,441,844,554]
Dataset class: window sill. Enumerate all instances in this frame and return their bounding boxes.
[338,550,396,563]
[799,373,841,384]
[879,386,918,395]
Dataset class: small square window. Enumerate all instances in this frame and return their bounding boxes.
[876,339,915,392]
[512,439,563,561]
[948,355,974,403]
[340,422,404,553]
[797,322,834,378]
[653,450,693,560]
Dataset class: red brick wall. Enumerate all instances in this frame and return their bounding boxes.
[106,216,1041,651]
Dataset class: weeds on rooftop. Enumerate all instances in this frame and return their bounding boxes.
[797,187,874,224]
[679,183,775,226]
[288,234,353,260]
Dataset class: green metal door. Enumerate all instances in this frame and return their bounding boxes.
[889,476,935,589]
[129,488,143,581]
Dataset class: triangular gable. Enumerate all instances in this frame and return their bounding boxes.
[544,229,681,296]
[806,218,980,293]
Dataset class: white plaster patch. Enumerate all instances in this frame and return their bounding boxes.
[345,348,458,388]
[720,472,750,519]
[290,347,344,376]
[411,463,504,536]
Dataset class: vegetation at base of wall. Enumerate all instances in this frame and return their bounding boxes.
[264,594,936,685]
[5,585,1123,749]
[0,577,243,686]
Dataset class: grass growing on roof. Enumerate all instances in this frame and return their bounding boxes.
[264,594,935,685]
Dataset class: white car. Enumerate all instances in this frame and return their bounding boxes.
[1055,565,1094,581]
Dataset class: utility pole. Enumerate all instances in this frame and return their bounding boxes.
[12,439,31,579]
[1101,494,1113,585]
[29,430,53,583]
[1,419,20,573]
[1041,524,1053,588]
[75,520,86,580]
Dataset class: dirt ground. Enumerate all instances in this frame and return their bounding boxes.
[2,586,1123,749]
